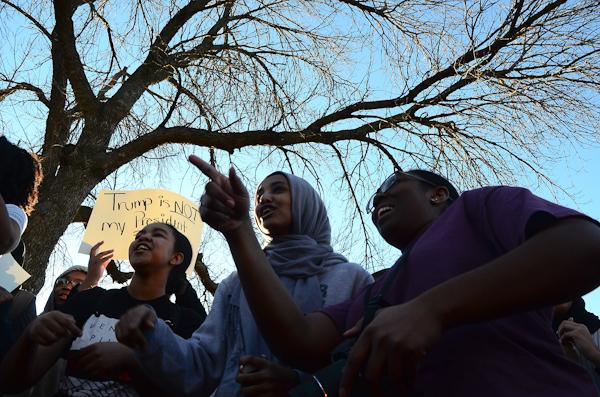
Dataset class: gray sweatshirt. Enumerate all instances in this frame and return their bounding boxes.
[137,263,373,397]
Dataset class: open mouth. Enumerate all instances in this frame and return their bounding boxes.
[376,205,394,221]
[259,205,276,219]
[134,242,151,252]
[57,291,70,301]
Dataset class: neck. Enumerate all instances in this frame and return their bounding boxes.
[127,272,167,301]
[397,219,435,252]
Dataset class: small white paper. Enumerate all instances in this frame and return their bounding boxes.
[71,314,118,350]
[0,253,30,291]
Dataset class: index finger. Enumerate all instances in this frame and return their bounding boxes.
[55,314,82,337]
[558,320,576,335]
[90,241,104,254]
[189,155,224,183]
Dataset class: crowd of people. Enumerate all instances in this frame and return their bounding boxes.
[0,136,600,397]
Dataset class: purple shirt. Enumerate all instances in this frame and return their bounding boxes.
[322,186,599,397]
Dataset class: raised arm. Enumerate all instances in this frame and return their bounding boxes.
[0,311,80,393]
[190,156,341,369]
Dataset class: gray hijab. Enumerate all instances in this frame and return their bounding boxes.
[236,172,349,361]
[42,265,88,313]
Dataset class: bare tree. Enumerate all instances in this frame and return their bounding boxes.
[0,0,599,292]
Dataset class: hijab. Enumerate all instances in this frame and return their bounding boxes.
[42,265,88,313]
[236,172,350,360]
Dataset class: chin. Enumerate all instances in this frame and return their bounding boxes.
[377,222,404,249]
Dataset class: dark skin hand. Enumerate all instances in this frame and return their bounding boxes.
[236,355,299,397]
[115,305,157,351]
[558,319,600,365]
[68,342,137,380]
[0,287,12,304]
[80,241,113,291]
[28,311,82,346]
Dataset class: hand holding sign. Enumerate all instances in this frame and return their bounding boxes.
[188,155,251,236]
[80,241,113,290]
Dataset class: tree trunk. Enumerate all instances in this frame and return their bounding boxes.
[21,164,100,292]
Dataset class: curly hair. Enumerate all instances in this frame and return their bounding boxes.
[0,136,43,214]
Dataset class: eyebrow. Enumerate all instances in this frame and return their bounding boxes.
[138,225,169,235]
[152,226,169,234]
[257,180,287,195]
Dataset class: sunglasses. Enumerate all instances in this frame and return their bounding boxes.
[366,170,441,214]
[55,277,80,288]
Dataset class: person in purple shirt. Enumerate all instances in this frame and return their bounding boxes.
[118,157,600,397]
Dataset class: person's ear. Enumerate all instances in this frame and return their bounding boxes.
[169,252,184,268]
[429,186,450,206]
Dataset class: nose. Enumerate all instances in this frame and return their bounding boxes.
[136,229,151,241]
[258,191,273,204]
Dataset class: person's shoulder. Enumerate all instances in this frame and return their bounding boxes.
[325,262,368,275]
[321,262,371,283]
[459,186,536,208]
[460,185,525,198]
[215,271,239,293]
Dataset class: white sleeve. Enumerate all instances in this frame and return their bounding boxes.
[5,204,27,235]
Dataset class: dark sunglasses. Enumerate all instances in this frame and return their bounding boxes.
[55,277,80,288]
[366,170,442,214]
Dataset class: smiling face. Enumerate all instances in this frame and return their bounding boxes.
[128,223,182,273]
[371,173,444,249]
[53,270,87,306]
[255,174,293,237]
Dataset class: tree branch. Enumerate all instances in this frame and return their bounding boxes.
[0,0,51,39]
[53,0,99,115]
[194,253,218,295]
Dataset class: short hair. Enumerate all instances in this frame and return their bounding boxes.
[406,169,459,201]
[163,223,193,294]
[0,136,43,214]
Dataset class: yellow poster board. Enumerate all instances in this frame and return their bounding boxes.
[79,189,203,272]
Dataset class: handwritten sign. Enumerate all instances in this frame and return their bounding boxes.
[0,253,30,291]
[71,314,119,350]
[80,189,203,271]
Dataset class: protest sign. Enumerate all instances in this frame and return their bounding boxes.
[80,189,203,271]
[0,253,30,291]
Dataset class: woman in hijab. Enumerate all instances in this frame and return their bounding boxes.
[116,169,373,396]
[42,266,88,313]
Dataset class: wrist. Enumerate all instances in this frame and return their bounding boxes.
[415,289,453,331]
[586,345,600,366]
[224,218,254,242]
